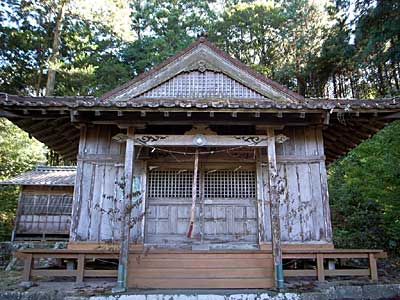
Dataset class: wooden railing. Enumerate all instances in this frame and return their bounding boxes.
[18,249,119,284]
[18,248,386,284]
[283,249,386,281]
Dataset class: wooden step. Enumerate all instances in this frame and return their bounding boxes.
[128,252,274,289]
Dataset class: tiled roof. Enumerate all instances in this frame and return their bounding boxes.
[1,93,399,110]
[0,166,76,186]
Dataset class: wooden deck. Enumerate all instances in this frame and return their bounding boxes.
[18,248,385,288]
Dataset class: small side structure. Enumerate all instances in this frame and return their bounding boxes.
[0,166,76,240]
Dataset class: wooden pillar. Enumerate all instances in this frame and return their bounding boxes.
[21,254,33,282]
[187,149,199,238]
[70,124,87,241]
[256,149,266,244]
[317,253,325,281]
[267,127,283,289]
[369,253,378,281]
[117,127,135,291]
[76,254,85,283]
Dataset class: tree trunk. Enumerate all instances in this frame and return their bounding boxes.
[391,61,399,91]
[332,74,338,98]
[45,0,67,96]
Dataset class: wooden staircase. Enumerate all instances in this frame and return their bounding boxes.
[128,250,274,289]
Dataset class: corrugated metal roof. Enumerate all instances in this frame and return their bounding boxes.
[0,166,76,186]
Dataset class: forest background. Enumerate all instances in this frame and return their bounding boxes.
[0,0,399,255]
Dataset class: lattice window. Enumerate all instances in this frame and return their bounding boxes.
[204,170,256,199]
[147,169,256,200]
[21,194,73,215]
[139,71,266,99]
[147,170,199,199]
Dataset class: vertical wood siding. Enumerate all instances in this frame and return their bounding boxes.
[71,125,332,244]
[70,125,146,242]
[271,126,332,243]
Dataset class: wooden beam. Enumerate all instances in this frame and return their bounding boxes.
[266,128,283,289]
[70,125,87,241]
[133,135,269,147]
[118,126,135,290]
[323,112,330,125]
[187,149,199,238]
[70,110,79,122]
[256,149,266,244]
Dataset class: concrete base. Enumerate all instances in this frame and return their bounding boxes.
[111,287,127,294]
[1,284,399,300]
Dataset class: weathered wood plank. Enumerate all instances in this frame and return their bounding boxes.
[297,163,313,241]
[120,127,135,288]
[317,253,325,281]
[76,254,85,283]
[70,125,87,241]
[256,149,265,243]
[134,135,269,147]
[325,269,370,276]
[131,268,273,278]
[21,254,32,282]
[286,164,302,241]
[266,127,283,288]
[129,278,274,289]
[129,258,273,269]
[369,253,378,281]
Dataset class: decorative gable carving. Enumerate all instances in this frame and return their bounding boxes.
[110,43,300,103]
[138,71,266,100]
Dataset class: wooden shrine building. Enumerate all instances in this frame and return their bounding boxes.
[0,166,75,241]
[0,36,399,289]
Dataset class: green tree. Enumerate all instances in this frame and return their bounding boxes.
[123,0,216,76]
[329,121,400,254]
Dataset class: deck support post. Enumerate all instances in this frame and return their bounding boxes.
[116,127,135,292]
[21,253,33,282]
[266,128,284,289]
[317,253,325,281]
[369,253,378,281]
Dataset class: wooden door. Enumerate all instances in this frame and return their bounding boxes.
[145,165,258,247]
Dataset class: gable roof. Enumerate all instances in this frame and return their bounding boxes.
[99,37,305,104]
[0,37,399,164]
[0,166,76,186]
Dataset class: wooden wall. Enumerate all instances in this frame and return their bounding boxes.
[71,124,332,245]
[259,126,332,243]
[70,125,146,242]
